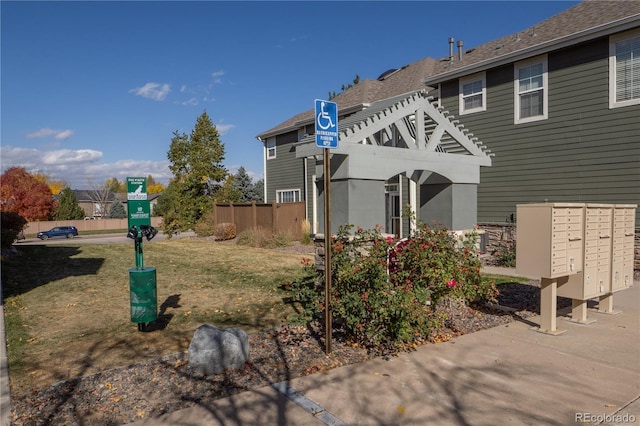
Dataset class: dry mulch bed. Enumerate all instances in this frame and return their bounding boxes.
[9,275,571,426]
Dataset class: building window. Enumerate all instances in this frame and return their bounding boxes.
[266,139,276,159]
[93,203,104,217]
[459,72,486,114]
[276,189,300,203]
[610,29,640,108]
[514,55,548,124]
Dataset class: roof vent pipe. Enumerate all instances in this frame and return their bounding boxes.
[457,40,464,61]
[449,37,454,62]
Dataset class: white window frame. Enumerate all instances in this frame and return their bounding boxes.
[459,72,486,115]
[266,139,276,159]
[276,189,301,203]
[609,28,640,109]
[514,55,548,124]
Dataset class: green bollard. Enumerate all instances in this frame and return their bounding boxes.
[129,267,157,330]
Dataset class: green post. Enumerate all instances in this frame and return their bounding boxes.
[127,177,157,331]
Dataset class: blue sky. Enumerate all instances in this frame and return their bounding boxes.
[1,0,579,189]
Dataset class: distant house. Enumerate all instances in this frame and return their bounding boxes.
[71,190,163,219]
[257,0,639,236]
[72,190,117,219]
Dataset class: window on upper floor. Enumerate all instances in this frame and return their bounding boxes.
[459,72,486,115]
[514,55,548,124]
[266,139,276,159]
[276,189,300,203]
[609,29,640,108]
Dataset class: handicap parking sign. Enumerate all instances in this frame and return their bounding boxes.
[315,99,338,149]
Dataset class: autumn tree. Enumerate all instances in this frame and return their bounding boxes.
[163,111,227,234]
[105,177,126,193]
[53,187,85,220]
[33,172,67,195]
[145,175,165,194]
[0,167,56,220]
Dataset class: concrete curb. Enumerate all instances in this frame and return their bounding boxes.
[1,282,11,426]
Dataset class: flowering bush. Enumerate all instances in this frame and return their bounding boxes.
[286,223,498,350]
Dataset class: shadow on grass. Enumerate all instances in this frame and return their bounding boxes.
[1,245,104,298]
[143,294,182,332]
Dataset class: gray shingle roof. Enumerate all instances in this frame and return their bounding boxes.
[72,190,117,202]
[425,0,640,83]
[257,0,639,139]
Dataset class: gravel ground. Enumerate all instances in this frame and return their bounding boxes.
[9,275,570,426]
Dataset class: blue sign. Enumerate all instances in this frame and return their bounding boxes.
[315,99,338,149]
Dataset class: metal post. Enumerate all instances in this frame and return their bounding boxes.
[134,228,144,270]
[538,278,566,335]
[323,148,332,355]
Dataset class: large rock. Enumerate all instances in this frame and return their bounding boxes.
[188,324,250,376]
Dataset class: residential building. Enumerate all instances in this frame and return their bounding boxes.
[257,1,640,236]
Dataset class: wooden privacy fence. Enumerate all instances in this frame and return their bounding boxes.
[213,202,306,240]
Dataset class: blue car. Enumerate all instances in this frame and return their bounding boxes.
[37,226,78,240]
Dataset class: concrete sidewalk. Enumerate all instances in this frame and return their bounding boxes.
[128,280,640,426]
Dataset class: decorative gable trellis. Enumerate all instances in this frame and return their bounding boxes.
[295,90,494,234]
[297,90,492,184]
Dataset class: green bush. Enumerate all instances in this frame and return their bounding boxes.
[286,223,498,350]
[0,211,27,249]
[493,241,516,268]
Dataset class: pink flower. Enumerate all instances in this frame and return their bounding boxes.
[446,279,457,288]
[385,236,394,244]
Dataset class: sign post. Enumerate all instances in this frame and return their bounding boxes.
[315,99,338,354]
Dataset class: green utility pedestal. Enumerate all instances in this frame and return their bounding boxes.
[129,267,157,331]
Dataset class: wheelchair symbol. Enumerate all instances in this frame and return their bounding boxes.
[316,101,335,130]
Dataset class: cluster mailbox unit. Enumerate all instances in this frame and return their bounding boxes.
[516,203,636,335]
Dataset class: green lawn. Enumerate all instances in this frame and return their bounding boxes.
[1,239,313,394]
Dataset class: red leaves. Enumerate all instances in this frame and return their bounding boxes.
[0,167,56,220]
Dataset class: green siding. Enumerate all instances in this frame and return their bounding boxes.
[265,131,306,203]
[441,36,640,226]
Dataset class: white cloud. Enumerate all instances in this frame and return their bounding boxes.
[181,97,199,106]
[215,123,235,135]
[0,145,172,188]
[129,82,170,101]
[55,129,74,140]
[27,128,74,140]
[211,70,224,84]
[41,149,103,165]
